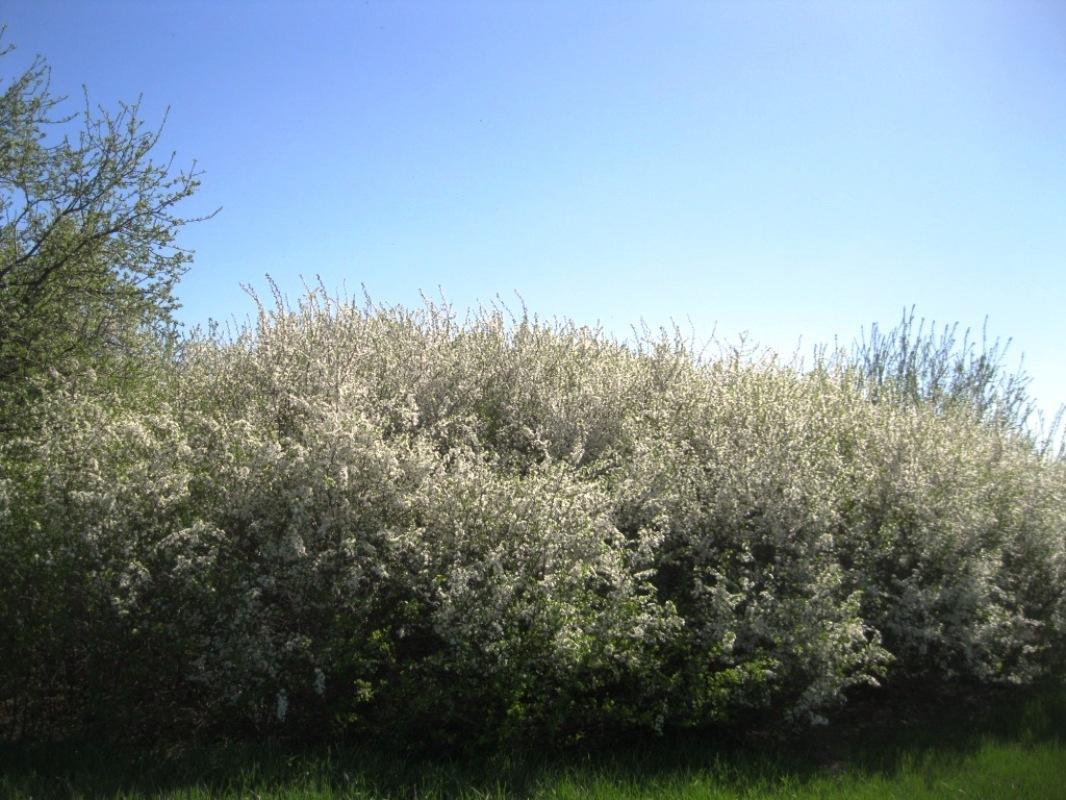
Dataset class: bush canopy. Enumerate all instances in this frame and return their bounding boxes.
[2,286,1063,746]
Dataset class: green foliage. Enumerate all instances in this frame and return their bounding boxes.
[0,33,209,429]
[2,284,1063,747]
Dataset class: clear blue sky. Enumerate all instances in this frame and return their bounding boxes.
[4,1,1064,419]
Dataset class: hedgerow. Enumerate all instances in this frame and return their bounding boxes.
[2,289,1063,745]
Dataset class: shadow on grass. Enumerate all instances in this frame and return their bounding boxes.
[3,680,1065,799]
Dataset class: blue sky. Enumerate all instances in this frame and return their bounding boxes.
[4,1,1064,419]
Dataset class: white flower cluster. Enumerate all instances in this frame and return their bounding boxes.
[2,288,1063,743]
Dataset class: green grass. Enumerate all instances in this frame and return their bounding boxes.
[3,682,1065,799]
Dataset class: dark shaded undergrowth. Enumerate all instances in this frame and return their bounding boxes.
[3,679,1064,799]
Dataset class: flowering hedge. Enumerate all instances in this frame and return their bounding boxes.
[2,291,1063,744]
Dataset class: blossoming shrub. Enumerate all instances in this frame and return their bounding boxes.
[835,400,1066,683]
[1,289,1063,744]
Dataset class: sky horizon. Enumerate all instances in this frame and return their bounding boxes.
[3,1,1064,422]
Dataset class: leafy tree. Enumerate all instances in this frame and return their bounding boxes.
[0,33,211,412]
